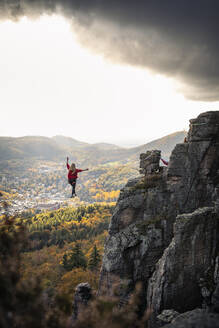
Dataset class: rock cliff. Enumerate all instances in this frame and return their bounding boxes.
[98,111,219,326]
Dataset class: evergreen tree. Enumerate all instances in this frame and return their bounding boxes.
[62,253,71,271]
[88,244,101,271]
[58,238,65,249]
[63,243,87,271]
[70,243,87,270]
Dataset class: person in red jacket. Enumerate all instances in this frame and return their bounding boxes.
[66,157,89,197]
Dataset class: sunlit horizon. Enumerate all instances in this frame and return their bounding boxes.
[1,14,219,146]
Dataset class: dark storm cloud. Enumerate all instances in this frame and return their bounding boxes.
[1,0,219,101]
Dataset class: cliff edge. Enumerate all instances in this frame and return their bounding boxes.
[98,111,219,327]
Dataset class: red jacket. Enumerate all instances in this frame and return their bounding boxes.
[67,163,83,180]
[161,158,169,166]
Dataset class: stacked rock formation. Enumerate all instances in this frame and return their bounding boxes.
[98,111,219,327]
[139,150,161,175]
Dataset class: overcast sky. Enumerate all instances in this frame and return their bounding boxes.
[0,1,219,146]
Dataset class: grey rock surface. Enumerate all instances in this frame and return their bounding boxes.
[147,207,219,326]
[211,281,219,313]
[98,111,219,326]
[187,111,219,142]
[157,309,180,323]
[162,309,219,328]
[140,150,161,175]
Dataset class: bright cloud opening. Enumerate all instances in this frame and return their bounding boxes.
[0,15,218,146]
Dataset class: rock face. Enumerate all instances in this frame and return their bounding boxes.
[147,207,219,326]
[167,113,219,214]
[99,111,219,326]
[162,309,219,328]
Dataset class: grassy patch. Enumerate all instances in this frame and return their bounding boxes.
[130,172,163,192]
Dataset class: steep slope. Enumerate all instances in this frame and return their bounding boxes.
[99,111,219,327]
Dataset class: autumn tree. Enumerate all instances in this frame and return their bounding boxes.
[88,244,101,271]
[0,214,70,328]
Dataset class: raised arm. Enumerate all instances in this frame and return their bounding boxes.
[66,157,70,169]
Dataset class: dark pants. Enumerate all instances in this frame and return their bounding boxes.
[68,178,77,195]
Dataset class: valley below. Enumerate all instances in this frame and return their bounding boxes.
[0,131,185,215]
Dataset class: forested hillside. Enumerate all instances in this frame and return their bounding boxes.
[0,136,66,161]
[8,203,114,301]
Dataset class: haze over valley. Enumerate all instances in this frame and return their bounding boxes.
[0,131,186,214]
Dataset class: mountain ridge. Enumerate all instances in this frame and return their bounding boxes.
[0,131,186,165]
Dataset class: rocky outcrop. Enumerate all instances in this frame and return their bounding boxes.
[139,150,161,175]
[99,111,219,326]
[167,112,219,213]
[72,283,92,320]
[99,159,174,307]
[147,207,219,326]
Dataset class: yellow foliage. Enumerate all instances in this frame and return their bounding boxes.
[0,190,14,199]
[92,190,120,202]
[57,268,99,299]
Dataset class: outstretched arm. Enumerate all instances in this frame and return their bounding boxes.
[77,168,89,172]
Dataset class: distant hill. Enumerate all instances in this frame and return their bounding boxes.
[126,131,187,161]
[0,136,66,161]
[90,143,121,150]
[52,136,122,151]
[52,135,89,149]
[0,131,186,165]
